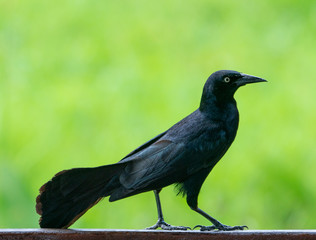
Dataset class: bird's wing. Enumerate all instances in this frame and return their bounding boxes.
[118,139,187,190]
[116,108,231,193]
[118,128,229,190]
[119,130,168,162]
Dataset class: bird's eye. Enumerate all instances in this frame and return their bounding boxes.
[224,77,230,83]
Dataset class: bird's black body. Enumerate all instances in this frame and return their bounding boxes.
[36,70,266,230]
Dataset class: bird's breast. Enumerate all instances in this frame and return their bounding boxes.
[198,107,239,165]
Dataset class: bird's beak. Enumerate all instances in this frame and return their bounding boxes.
[236,73,267,86]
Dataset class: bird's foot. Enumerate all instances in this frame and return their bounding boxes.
[146,219,191,230]
[194,224,248,231]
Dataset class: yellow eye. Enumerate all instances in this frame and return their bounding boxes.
[224,77,230,83]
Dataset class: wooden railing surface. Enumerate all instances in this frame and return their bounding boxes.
[0,229,316,240]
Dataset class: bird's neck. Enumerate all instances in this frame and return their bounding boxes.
[199,95,239,144]
[199,94,236,114]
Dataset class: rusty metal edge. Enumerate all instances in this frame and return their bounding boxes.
[1,229,316,240]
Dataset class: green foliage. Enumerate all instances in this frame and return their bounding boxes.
[1,0,316,229]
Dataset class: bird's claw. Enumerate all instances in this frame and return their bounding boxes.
[194,224,248,231]
[194,225,216,231]
[146,219,191,230]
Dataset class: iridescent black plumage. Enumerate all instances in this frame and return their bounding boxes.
[36,70,266,230]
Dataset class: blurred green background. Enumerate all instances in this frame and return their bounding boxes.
[1,0,316,230]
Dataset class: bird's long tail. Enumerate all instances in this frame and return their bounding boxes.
[36,163,125,228]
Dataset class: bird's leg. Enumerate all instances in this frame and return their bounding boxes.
[192,207,248,231]
[146,190,190,230]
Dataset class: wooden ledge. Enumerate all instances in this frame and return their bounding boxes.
[1,229,316,240]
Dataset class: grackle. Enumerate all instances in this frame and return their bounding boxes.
[36,70,266,231]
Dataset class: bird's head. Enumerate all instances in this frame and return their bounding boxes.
[200,70,267,109]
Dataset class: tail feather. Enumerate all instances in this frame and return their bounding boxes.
[36,163,125,228]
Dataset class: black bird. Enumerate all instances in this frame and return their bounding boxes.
[36,70,266,231]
